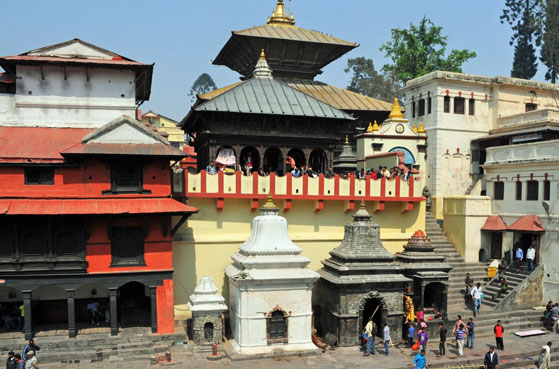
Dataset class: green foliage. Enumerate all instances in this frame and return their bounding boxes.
[380,17,476,83]
[188,73,217,102]
[344,57,402,102]
[541,0,559,82]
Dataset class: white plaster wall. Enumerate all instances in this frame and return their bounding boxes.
[0,65,136,127]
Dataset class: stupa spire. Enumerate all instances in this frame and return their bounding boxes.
[388,98,404,119]
[267,0,295,26]
[253,49,273,78]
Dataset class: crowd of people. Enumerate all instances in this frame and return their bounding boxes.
[5,339,40,369]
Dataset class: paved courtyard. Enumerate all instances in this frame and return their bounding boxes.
[38,330,558,369]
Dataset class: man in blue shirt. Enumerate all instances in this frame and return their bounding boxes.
[413,349,427,369]
[205,161,218,175]
[515,246,524,272]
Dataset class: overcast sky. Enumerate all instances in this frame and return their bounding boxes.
[1,1,537,120]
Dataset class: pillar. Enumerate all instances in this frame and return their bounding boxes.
[442,284,448,320]
[67,289,76,338]
[150,287,158,334]
[109,288,118,336]
[23,291,32,340]
[420,284,425,310]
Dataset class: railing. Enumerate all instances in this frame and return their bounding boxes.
[497,108,559,129]
[177,170,424,212]
[485,138,559,165]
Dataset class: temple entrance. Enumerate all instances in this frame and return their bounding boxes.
[263,147,283,175]
[491,232,503,259]
[362,298,382,338]
[424,282,445,314]
[287,148,305,169]
[118,282,150,328]
[76,283,109,326]
[514,233,540,264]
[240,147,260,174]
[309,149,328,173]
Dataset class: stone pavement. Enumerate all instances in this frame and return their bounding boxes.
[39,330,558,369]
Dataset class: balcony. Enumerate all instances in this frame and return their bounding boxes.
[177,171,424,213]
[497,109,559,130]
[484,138,559,165]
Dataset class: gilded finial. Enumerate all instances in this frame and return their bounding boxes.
[345,135,349,144]
[261,193,279,209]
[418,122,425,133]
[267,0,295,25]
[371,120,379,131]
[366,122,373,132]
[388,98,404,119]
[259,49,266,60]
[413,124,418,133]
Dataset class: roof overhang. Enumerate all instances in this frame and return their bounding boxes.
[507,214,545,232]
[61,143,187,159]
[481,215,508,231]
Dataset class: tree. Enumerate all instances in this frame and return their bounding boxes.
[188,73,217,102]
[344,57,402,102]
[541,0,559,83]
[501,0,543,79]
[380,17,476,83]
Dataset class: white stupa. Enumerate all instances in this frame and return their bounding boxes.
[187,276,227,345]
[225,195,319,355]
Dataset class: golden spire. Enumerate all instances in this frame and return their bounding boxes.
[418,122,425,133]
[413,124,418,133]
[262,193,279,209]
[371,120,379,131]
[388,98,404,119]
[366,122,373,132]
[267,0,295,25]
[259,49,266,60]
[345,135,349,144]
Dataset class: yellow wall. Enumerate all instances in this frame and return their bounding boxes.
[172,198,426,319]
[431,196,444,220]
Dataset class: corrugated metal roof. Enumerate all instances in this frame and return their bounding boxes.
[61,143,187,158]
[0,127,92,163]
[234,25,357,46]
[0,198,198,215]
[194,77,354,120]
[199,81,244,100]
[0,55,149,67]
[284,80,392,111]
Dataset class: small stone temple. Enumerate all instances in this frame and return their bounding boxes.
[187,276,228,346]
[315,202,411,346]
[225,195,319,355]
[396,230,451,318]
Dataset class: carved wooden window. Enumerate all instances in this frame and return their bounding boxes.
[55,230,80,257]
[111,226,145,266]
[0,231,13,259]
[267,309,288,344]
[22,232,47,258]
[25,167,54,185]
[111,162,143,193]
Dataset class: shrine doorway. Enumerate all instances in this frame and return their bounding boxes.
[240,147,260,174]
[287,149,306,169]
[309,149,328,173]
[118,282,151,328]
[424,282,445,313]
[361,298,383,338]
[263,147,283,174]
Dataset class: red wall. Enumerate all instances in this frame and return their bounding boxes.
[157,279,174,334]
[86,217,173,273]
[0,159,172,198]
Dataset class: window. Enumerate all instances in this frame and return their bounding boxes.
[412,101,416,118]
[418,99,425,116]
[444,96,450,113]
[526,103,537,112]
[544,180,551,201]
[527,180,539,200]
[454,97,465,114]
[111,162,143,193]
[55,230,80,257]
[22,232,46,257]
[25,168,54,185]
[494,181,504,200]
[428,97,432,114]
[111,226,145,266]
[469,98,475,115]
[516,181,522,200]
[0,231,12,258]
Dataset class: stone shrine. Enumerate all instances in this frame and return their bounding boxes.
[225,195,319,355]
[315,202,411,346]
[187,276,228,346]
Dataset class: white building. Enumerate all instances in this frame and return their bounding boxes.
[0,39,152,128]
[225,196,319,355]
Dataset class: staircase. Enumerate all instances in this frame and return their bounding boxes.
[464,174,482,195]
[481,265,531,310]
[425,212,466,266]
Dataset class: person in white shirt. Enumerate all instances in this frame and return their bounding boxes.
[471,282,483,317]
[527,242,536,272]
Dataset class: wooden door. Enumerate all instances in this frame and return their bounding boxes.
[491,232,503,259]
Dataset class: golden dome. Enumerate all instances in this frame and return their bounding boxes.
[371,120,379,131]
[388,98,404,119]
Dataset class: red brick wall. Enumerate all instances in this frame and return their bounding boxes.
[157,279,175,334]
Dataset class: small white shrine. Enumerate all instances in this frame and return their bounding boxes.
[225,195,319,355]
[187,276,228,346]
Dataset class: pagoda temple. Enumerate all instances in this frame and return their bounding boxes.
[181,0,393,173]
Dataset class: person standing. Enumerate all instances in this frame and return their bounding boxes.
[363,318,376,356]
[413,349,428,369]
[205,161,218,175]
[21,340,39,363]
[452,315,465,349]
[551,303,559,334]
[464,273,474,300]
[6,351,17,369]
[484,346,499,369]
[383,323,390,356]
[466,318,475,349]
[437,322,447,357]
[13,355,22,369]
[526,242,536,273]
[417,328,428,352]
[23,351,38,369]
[494,320,504,350]
[514,246,524,273]
[538,345,551,369]
[455,323,466,357]
[407,322,415,348]
[471,283,483,317]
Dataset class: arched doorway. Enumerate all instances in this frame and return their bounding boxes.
[309,149,328,173]
[263,147,283,174]
[424,282,445,314]
[361,298,383,338]
[32,285,68,333]
[287,148,305,170]
[118,282,150,328]
[240,146,260,174]
[76,283,109,326]
[389,147,415,165]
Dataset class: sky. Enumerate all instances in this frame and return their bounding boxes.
[0,1,544,121]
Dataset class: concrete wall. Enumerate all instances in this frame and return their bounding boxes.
[443,196,491,262]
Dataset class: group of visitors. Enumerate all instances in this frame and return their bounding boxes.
[514,243,537,273]
[0,303,24,331]
[361,319,391,357]
[5,339,40,369]
[544,300,559,333]
[464,273,487,316]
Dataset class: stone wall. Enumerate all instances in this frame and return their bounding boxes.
[495,265,544,312]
